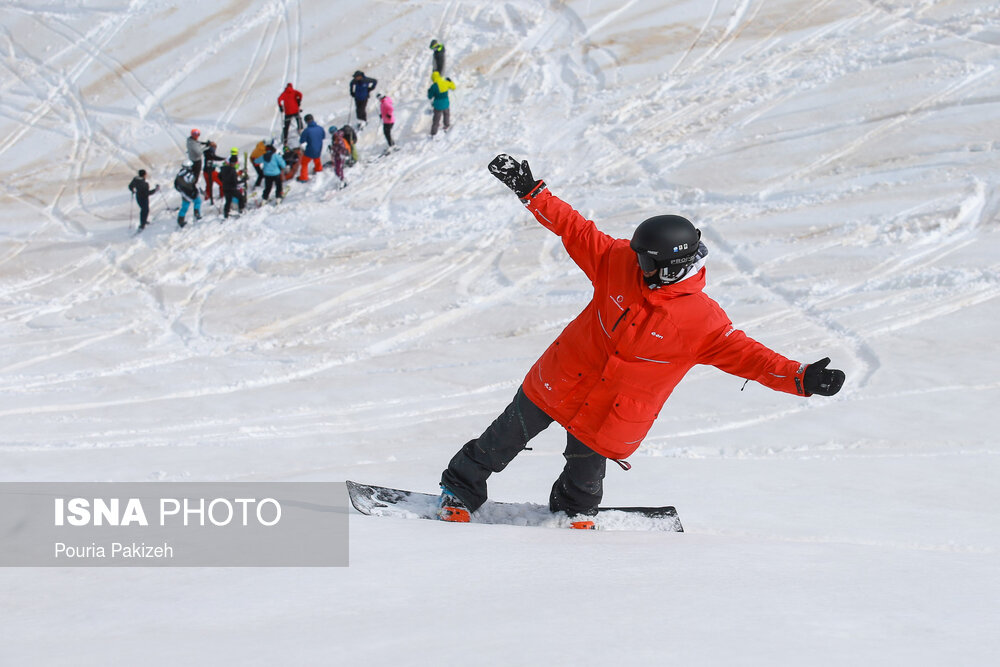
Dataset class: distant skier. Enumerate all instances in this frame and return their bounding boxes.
[128,169,159,232]
[349,71,377,129]
[436,154,847,525]
[340,124,359,164]
[429,39,446,75]
[328,127,350,187]
[282,143,301,181]
[254,143,287,202]
[277,82,304,146]
[249,138,271,189]
[218,155,247,219]
[427,71,454,136]
[173,160,202,227]
[377,93,395,149]
[186,129,207,179]
[297,114,326,182]
[201,141,227,204]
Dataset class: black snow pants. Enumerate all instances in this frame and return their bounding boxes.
[135,196,150,228]
[354,98,368,123]
[262,175,283,200]
[222,188,244,218]
[441,386,607,516]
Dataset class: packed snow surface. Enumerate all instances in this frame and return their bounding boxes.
[1,0,998,665]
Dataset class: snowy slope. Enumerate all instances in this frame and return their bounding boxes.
[1,0,999,665]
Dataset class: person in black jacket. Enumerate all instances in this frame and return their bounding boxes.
[349,71,378,128]
[218,156,246,219]
[429,39,445,75]
[174,161,201,227]
[201,141,228,204]
[128,169,159,231]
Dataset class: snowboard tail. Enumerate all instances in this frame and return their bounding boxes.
[346,481,683,532]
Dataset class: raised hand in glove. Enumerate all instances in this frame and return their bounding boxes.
[488,154,544,199]
[803,357,845,396]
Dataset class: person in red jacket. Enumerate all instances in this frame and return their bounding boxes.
[437,154,846,524]
[277,82,303,146]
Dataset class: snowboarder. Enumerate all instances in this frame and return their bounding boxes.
[277,82,304,146]
[297,114,326,182]
[377,93,395,149]
[437,154,847,525]
[186,129,207,179]
[254,143,287,202]
[429,39,446,75]
[201,141,227,203]
[218,155,247,219]
[128,169,159,231]
[427,71,454,136]
[349,71,377,129]
[173,160,202,227]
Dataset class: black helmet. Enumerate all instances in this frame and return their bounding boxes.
[630,215,702,287]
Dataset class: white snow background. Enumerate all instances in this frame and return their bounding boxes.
[1,0,999,665]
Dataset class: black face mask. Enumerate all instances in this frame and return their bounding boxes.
[637,242,708,288]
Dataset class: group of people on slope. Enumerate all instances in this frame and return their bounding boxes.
[128,38,453,231]
[348,39,454,140]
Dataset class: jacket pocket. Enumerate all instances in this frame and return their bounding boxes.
[534,342,587,407]
[607,393,655,445]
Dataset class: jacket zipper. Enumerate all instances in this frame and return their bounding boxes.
[611,307,630,332]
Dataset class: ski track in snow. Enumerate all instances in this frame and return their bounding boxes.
[1,2,999,664]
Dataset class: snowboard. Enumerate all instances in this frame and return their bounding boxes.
[346,481,683,532]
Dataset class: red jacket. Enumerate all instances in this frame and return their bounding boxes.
[520,189,807,460]
[277,85,302,115]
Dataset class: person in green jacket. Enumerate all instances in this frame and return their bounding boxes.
[427,71,455,136]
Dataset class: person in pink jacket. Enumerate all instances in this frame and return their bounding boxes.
[377,93,395,149]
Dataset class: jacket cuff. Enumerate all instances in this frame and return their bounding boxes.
[793,362,809,396]
[519,180,547,203]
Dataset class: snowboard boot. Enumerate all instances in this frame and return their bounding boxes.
[437,485,470,523]
[177,216,186,228]
[194,210,202,221]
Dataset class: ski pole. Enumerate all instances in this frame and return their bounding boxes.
[157,186,173,213]
[129,194,135,231]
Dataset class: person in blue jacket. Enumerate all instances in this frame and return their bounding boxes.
[349,70,378,128]
[428,71,455,136]
[297,114,326,182]
[253,143,288,202]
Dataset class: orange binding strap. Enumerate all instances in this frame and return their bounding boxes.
[441,507,471,523]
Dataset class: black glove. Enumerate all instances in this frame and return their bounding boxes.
[803,357,845,396]
[488,154,542,198]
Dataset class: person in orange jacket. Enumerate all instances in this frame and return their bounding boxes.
[437,154,846,523]
[277,83,303,146]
